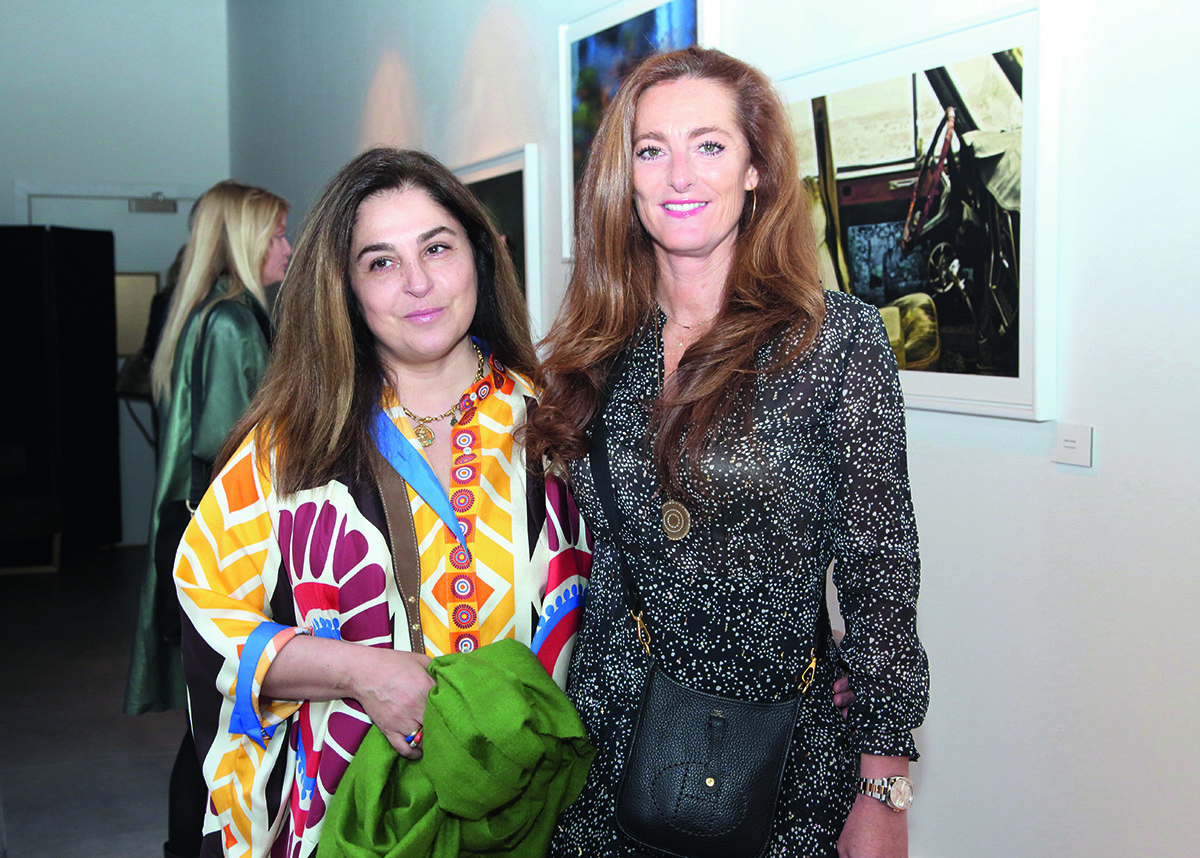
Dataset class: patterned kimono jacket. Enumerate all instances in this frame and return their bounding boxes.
[176,354,591,858]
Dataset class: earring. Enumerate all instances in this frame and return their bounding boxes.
[749,187,757,224]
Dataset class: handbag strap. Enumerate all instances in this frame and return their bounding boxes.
[372,446,427,654]
[588,347,829,694]
[588,349,638,613]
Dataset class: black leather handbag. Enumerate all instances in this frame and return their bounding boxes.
[589,358,826,858]
[614,661,803,858]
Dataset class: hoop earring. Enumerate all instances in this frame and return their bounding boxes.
[749,187,757,224]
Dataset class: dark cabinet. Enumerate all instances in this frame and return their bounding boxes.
[0,226,122,562]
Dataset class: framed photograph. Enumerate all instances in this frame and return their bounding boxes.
[776,9,1057,420]
[456,144,545,339]
[559,0,718,258]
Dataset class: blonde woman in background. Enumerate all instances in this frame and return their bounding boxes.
[125,180,290,858]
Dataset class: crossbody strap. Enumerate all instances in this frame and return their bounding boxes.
[588,349,642,606]
[372,447,426,654]
[588,346,829,693]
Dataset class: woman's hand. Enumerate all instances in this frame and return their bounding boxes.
[837,794,908,858]
[838,755,910,858]
[262,635,434,758]
[833,673,854,719]
[346,646,434,758]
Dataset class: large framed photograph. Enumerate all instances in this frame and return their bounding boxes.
[776,9,1057,420]
[456,144,545,339]
[558,0,718,259]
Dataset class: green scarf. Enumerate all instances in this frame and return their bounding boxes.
[317,639,594,858]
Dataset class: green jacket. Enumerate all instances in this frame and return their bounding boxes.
[124,280,271,714]
[318,639,594,858]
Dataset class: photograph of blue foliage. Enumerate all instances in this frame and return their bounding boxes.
[559,0,702,256]
[569,0,696,188]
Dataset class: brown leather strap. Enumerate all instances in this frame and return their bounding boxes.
[372,448,426,654]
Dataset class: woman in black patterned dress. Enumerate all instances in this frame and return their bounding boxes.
[525,48,929,857]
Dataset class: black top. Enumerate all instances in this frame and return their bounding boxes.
[550,290,929,857]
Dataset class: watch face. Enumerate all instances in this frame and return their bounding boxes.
[888,777,914,810]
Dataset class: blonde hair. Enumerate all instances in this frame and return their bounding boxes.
[151,180,288,402]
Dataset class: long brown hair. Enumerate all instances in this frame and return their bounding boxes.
[152,180,288,402]
[524,47,825,498]
[217,148,536,493]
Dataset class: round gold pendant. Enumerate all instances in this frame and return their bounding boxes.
[414,424,435,448]
[661,499,690,540]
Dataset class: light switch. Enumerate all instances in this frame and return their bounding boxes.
[1051,423,1093,467]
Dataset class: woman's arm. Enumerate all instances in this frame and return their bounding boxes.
[829,300,929,756]
[193,300,270,462]
[825,299,929,857]
[262,634,433,757]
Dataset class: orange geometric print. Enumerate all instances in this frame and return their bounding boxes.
[221,453,260,513]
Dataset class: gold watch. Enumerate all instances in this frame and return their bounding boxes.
[858,776,915,811]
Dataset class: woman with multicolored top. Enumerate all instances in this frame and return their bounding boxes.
[175,148,591,858]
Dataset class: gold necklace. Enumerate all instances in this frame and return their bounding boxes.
[653,319,691,540]
[401,343,485,448]
[659,305,717,349]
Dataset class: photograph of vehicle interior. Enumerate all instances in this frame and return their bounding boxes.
[793,48,1023,378]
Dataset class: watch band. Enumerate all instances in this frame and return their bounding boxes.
[858,776,914,811]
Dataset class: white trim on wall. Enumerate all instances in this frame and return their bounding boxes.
[455,144,545,340]
[15,182,209,225]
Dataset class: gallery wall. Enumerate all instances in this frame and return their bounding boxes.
[0,0,231,225]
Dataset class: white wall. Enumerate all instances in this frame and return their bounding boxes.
[0,0,232,544]
[226,1,1200,856]
[0,0,230,220]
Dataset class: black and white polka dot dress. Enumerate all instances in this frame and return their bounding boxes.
[550,291,929,857]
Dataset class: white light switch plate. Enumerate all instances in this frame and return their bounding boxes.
[1051,423,1093,467]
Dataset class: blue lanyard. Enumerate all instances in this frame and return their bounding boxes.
[370,406,469,555]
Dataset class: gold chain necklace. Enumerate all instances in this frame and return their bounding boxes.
[654,317,691,540]
[401,343,485,448]
[659,305,717,349]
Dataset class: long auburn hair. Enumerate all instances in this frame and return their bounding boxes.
[151,180,288,402]
[217,148,536,494]
[523,47,826,498]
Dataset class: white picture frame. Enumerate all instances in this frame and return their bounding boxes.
[455,143,545,340]
[775,7,1058,420]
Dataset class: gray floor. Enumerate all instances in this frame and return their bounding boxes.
[1,546,183,858]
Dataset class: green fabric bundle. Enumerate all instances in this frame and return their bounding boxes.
[317,639,594,858]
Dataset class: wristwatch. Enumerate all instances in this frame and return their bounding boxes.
[858,776,915,811]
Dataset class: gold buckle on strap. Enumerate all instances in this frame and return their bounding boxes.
[799,647,817,694]
[630,609,652,658]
